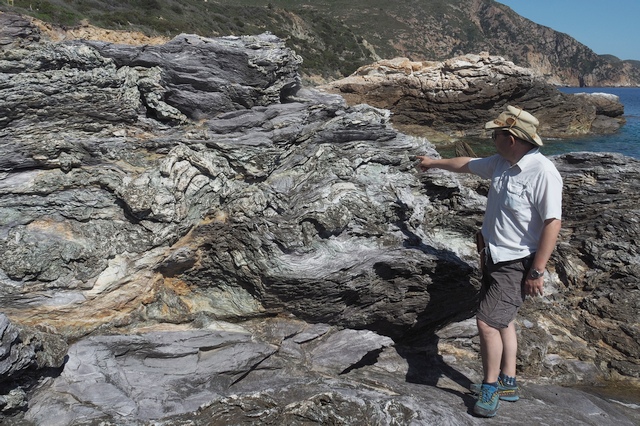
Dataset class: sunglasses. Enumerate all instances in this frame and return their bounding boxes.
[491,130,511,141]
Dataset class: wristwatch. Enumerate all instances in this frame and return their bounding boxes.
[529,268,544,279]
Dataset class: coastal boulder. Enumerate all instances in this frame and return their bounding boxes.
[319,55,626,139]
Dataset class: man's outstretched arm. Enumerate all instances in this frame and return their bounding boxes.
[416,155,473,174]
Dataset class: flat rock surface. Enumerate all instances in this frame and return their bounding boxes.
[21,319,640,425]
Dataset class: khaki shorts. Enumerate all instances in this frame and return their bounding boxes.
[476,254,534,329]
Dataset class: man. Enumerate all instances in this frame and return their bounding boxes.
[417,106,563,418]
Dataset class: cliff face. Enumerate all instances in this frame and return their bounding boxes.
[0,13,639,425]
[305,0,640,86]
[341,0,640,86]
[469,1,640,87]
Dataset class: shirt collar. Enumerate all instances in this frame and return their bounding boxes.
[514,147,540,170]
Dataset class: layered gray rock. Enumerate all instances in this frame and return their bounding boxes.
[26,327,279,424]
[0,314,67,415]
[0,12,40,46]
[0,13,638,425]
[22,318,640,425]
[0,20,479,341]
[83,32,302,120]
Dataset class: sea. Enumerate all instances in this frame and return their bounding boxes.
[440,87,640,159]
[544,87,640,159]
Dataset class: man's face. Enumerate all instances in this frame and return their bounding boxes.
[492,130,512,156]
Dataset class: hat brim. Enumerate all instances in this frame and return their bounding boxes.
[484,120,502,130]
[485,121,543,146]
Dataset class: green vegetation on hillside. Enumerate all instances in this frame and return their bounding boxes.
[2,0,382,79]
[2,0,639,85]
[2,0,477,79]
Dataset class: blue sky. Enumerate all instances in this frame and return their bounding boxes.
[497,0,640,61]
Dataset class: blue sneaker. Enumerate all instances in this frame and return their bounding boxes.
[470,377,520,402]
[473,383,500,417]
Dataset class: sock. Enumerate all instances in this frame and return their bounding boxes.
[499,372,517,387]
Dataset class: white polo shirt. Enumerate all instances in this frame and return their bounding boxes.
[468,149,563,263]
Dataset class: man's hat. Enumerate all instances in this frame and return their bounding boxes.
[485,105,543,146]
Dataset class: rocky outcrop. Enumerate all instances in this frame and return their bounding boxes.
[319,55,626,141]
[0,28,474,342]
[0,13,639,425]
[0,12,41,46]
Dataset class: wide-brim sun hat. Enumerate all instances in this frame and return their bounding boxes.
[485,105,543,146]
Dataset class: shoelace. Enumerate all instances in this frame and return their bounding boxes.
[480,386,498,403]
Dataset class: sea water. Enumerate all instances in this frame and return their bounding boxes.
[544,87,640,159]
[438,87,640,159]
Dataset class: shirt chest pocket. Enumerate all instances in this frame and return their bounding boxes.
[504,182,529,211]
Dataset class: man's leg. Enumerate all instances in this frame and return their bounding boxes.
[474,318,502,417]
[477,318,502,383]
[471,318,521,405]
[474,257,525,416]
[499,320,517,378]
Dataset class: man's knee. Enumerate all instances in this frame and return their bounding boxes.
[477,318,499,336]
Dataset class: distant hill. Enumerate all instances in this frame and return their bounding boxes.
[2,0,639,86]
